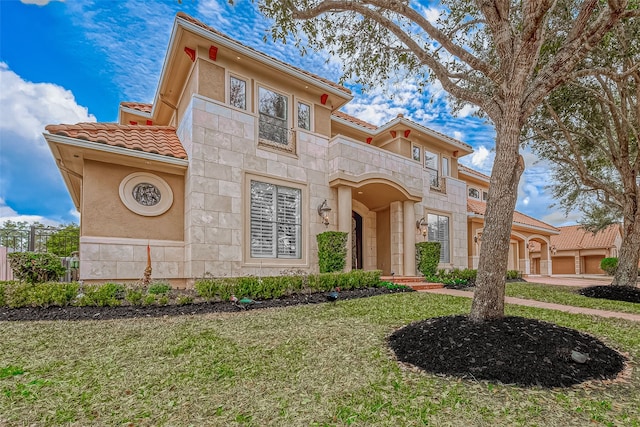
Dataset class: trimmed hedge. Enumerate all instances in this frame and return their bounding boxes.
[194,270,382,301]
[416,242,441,277]
[317,231,348,273]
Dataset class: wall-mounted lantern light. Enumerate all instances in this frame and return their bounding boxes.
[550,245,557,255]
[416,217,428,240]
[474,233,482,243]
[318,200,331,227]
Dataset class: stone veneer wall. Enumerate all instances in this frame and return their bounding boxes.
[79,236,184,284]
[180,95,333,282]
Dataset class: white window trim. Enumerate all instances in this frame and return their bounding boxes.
[296,98,313,132]
[468,187,481,199]
[412,145,421,163]
[244,173,308,267]
[227,72,251,111]
[256,84,295,153]
[426,211,452,264]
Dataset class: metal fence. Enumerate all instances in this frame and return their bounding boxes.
[0,225,80,281]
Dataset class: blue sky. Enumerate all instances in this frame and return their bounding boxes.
[0,0,579,227]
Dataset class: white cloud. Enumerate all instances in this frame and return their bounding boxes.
[470,146,490,167]
[0,63,95,144]
[456,104,478,118]
[0,198,62,227]
[0,64,93,224]
[20,0,62,5]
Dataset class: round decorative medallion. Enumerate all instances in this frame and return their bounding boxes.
[119,172,173,216]
[132,182,161,206]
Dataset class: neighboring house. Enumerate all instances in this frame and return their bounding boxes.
[44,12,478,287]
[459,166,560,275]
[529,224,622,274]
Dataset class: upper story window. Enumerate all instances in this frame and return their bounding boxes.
[424,150,439,187]
[229,76,247,110]
[482,191,488,201]
[442,157,449,177]
[412,146,421,162]
[297,101,311,131]
[258,86,293,151]
[468,188,480,199]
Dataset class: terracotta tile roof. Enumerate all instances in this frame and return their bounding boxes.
[120,102,153,113]
[45,123,187,159]
[176,12,351,96]
[550,224,620,250]
[467,199,558,232]
[332,110,378,130]
[459,165,490,181]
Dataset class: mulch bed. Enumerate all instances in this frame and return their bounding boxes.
[0,286,413,322]
[389,315,628,388]
[578,285,640,304]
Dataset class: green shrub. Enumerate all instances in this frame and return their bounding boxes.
[506,270,521,280]
[1,282,79,308]
[148,282,171,295]
[125,288,144,306]
[157,295,169,306]
[177,295,193,305]
[143,294,157,306]
[416,242,441,277]
[428,268,477,287]
[600,257,618,275]
[76,283,124,307]
[7,252,67,284]
[317,231,348,273]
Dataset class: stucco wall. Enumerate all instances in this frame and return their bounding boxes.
[82,160,184,241]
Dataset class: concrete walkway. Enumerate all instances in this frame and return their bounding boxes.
[421,288,640,322]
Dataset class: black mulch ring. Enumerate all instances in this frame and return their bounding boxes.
[578,285,640,304]
[0,286,414,322]
[388,315,627,388]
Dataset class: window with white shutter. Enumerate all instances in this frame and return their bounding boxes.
[427,213,450,263]
[250,180,301,259]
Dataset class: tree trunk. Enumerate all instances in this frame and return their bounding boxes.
[612,206,640,287]
[469,113,525,322]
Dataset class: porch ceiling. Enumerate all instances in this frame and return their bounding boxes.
[351,183,410,211]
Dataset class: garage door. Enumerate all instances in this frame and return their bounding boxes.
[552,257,575,274]
[584,256,604,274]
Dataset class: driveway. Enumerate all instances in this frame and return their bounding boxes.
[524,275,613,288]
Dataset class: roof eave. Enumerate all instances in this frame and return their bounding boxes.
[43,132,189,168]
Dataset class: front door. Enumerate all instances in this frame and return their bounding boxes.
[352,212,363,270]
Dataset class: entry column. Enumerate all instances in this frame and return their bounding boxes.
[338,186,352,272]
[403,200,416,276]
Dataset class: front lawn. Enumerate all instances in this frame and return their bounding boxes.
[507,282,640,315]
[1,292,638,426]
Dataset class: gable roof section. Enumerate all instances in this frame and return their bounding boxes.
[45,123,187,159]
[551,224,620,250]
[175,12,351,96]
[332,110,378,130]
[120,102,153,113]
[467,199,559,233]
[459,165,490,182]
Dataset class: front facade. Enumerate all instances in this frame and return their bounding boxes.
[44,13,479,287]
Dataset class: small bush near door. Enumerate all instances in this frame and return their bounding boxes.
[416,242,441,277]
[317,231,348,273]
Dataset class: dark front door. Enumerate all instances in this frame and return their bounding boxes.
[352,211,363,270]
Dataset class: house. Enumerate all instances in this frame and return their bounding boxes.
[459,166,560,275]
[529,224,622,274]
[43,13,556,287]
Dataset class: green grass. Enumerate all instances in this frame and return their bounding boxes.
[1,292,639,426]
[507,282,640,315]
